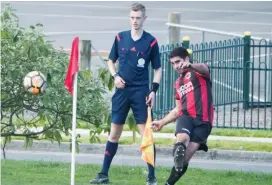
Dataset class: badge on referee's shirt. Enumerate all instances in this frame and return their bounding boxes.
[137,58,145,68]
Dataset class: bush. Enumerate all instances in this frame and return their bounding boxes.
[1,5,113,153]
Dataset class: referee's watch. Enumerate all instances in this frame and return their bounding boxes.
[113,73,119,79]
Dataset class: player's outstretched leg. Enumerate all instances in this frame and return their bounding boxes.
[165,163,189,185]
[173,115,192,172]
[173,141,186,172]
[165,142,201,185]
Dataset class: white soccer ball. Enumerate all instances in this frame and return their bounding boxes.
[23,71,46,95]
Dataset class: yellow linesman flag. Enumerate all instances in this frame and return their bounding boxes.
[140,106,155,167]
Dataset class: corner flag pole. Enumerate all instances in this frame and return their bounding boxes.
[64,37,80,185]
[71,71,78,185]
[69,39,91,185]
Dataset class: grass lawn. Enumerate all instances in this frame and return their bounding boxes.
[11,135,272,152]
[68,136,272,152]
[2,160,272,185]
[76,121,272,138]
[101,137,272,152]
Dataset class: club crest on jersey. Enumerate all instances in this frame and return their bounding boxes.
[137,58,145,68]
[185,72,191,79]
[178,81,194,96]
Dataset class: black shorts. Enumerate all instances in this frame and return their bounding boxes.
[175,115,212,152]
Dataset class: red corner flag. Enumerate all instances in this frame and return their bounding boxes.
[64,37,79,95]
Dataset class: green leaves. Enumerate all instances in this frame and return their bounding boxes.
[126,111,139,143]
[1,5,114,151]
[98,68,114,91]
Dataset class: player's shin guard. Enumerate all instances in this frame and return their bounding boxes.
[165,163,189,185]
[147,144,156,178]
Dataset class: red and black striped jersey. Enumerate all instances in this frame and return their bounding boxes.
[175,69,214,125]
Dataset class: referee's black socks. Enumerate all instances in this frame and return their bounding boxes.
[100,141,118,175]
[147,144,156,178]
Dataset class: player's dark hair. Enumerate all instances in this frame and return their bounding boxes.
[169,47,189,60]
[170,47,191,85]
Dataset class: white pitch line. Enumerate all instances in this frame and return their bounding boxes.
[213,79,265,102]
[16,13,272,26]
[8,2,272,15]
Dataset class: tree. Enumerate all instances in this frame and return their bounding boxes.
[1,5,114,156]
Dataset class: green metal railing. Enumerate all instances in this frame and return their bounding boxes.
[150,32,272,130]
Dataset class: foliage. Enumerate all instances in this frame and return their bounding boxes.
[1,5,114,155]
[126,111,139,143]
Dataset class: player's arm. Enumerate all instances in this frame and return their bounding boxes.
[161,99,180,126]
[190,63,209,76]
[151,99,180,131]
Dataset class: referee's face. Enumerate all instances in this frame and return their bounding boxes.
[170,56,189,74]
[130,10,146,30]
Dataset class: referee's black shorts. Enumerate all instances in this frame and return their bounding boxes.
[175,114,212,152]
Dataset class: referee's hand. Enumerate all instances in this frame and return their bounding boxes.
[114,76,125,88]
[146,91,155,108]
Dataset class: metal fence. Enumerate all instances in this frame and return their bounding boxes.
[150,34,272,130]
[165,22,269,45]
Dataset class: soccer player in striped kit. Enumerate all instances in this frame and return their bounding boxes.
[151,47,214,185]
